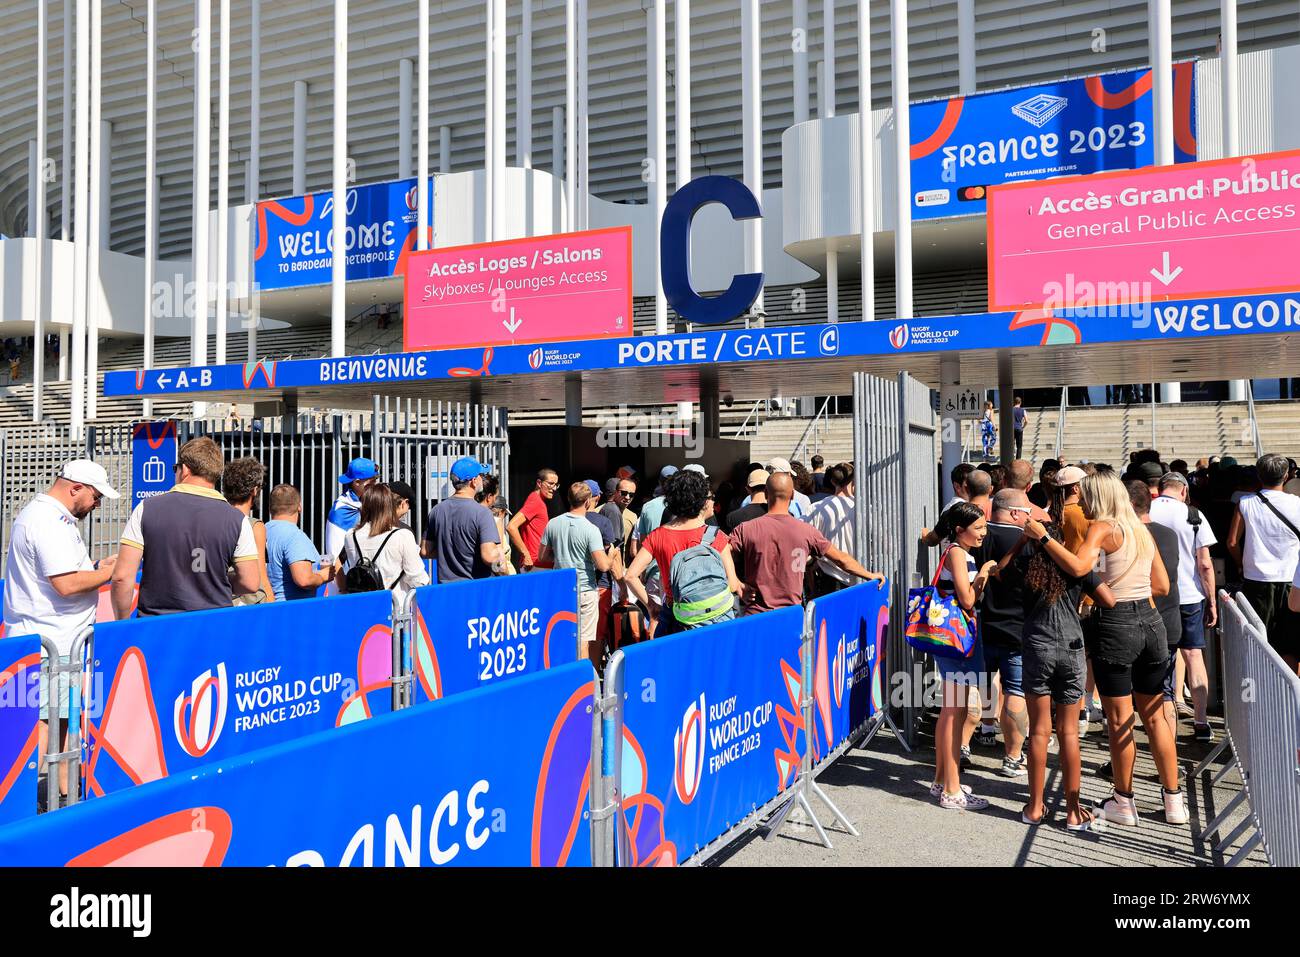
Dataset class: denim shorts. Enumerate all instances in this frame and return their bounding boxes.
[1089,600,1168,697]
[1177,601,1207,651]
[982,643,1024,698]
[934,635,985,687]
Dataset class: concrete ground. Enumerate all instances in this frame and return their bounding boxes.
[717,710,1266,867]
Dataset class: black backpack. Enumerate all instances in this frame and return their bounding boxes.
[344,529,399,593]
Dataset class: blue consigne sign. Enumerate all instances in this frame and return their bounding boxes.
[910,64,1197,220]
[130,420,176,510]
[254,176,434,290]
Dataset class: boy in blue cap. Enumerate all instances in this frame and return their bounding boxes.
[325,457,378,560]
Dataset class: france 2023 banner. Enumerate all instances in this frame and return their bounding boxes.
[911,64,1196,221]
[0,635,41,825]
[253,176,434,291]
[0,658,597,867]
[409,570,579,704]
[82,591,395,798]
[616,606,805,867]
[809,582,890,768]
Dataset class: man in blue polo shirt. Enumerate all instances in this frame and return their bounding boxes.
[325,457,378,560]
[422,457,502,582]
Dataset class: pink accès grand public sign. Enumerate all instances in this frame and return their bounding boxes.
[987,148,1300,311]
[402,226,633,352]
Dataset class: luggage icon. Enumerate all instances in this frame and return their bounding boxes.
[143,455,166,484]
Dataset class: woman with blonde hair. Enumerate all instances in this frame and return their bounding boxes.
[1021,469,1187,826]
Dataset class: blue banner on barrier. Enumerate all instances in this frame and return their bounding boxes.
[616,606,805,866]
[409,570,579,703]
[0,658,596,866]
[82,591,394,798]
[0,635,41,825]
[910,64,1196,221]
[809,582,891,766]
[130,420,177,511]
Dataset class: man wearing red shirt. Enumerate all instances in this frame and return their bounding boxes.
[508,468,558,570]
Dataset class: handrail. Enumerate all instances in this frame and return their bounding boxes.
[734,398,767,438]
[1055,387,1066,458]
[1246,381,1264,458]
[791,395,833,463]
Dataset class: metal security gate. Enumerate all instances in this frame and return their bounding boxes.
[852,371,940,747]
[0,400,509,573]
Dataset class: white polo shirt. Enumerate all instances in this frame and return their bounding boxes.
[1149,495,1218,603]
[2,494,97,654]
[1237,490,1300,583]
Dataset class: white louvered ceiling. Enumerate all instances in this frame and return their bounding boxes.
[0,0,1296,261]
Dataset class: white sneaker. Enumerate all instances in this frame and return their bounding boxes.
[939,789,989,811]
[928,781,972,799]
[1078,716,1089,738]
[1163,788,1190,825]
[1098,791,1139,826]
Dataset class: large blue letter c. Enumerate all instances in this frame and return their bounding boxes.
[660,176,764,326]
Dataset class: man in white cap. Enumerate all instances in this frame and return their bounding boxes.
[3,460,119,802]
[740,458,812,518]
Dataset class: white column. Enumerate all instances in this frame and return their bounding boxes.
[398,57,412,179]
[674,0,691,187]
[565,0,576,229]
[577,0,589,230]
[823,0,836,117]
[193,0,211,367]
[32,3,47,422]
[86,2,101,421]
[248,0,260,204]
[484,0,494,241]
[891,0,912,320]
[957,0,975,94]
[492,0,506,241]
[741,0,764,320]
[825,248,838,322]
[857,0,873,322]
[648,1,667,335]
[61,0,71,244]
[143,0,156,419]
[793,0,809,124]
[1223,2,1243,401]
[439,125,451,174]
[517,0,532,168]
[216,0,229,365]
[1221,0,1238,156]
[1151,0,1179,403]
[418,1,429,249]
[292,79,307,195]
[330,0,347,358]
[59,334,69,382]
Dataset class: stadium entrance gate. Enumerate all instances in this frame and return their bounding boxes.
[0,396,509,572]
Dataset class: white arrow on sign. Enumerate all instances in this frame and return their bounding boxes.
[156,373,171,389]
[502,306,522,334]
[1149,251,1184,287]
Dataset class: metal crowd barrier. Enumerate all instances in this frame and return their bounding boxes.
[1195,590,1300,866]
[37,627,92,814]
[597,592,899,867]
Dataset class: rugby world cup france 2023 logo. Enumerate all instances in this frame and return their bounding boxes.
[673,694,706,805]
[173,663,229,759]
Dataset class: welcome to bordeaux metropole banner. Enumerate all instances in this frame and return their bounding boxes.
[0,577,889,866]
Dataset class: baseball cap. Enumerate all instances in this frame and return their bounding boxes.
[1160,471,1189,487]
[659,465,679,480]
[766,457,793,474]
[1137,462,1165,482]
[388,479,417,506]
[584,479,602,498]
[1053,465,1087,487]
[683,464,707,476]
[747,468,771,488]
[58,459,120,499]
[339,457,378,484]
[450,456,490,481]
[603,477,620,496]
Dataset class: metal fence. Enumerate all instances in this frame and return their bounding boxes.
[0,398,509,573]
[852,371,939,747]
[1196,590,1300,866]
